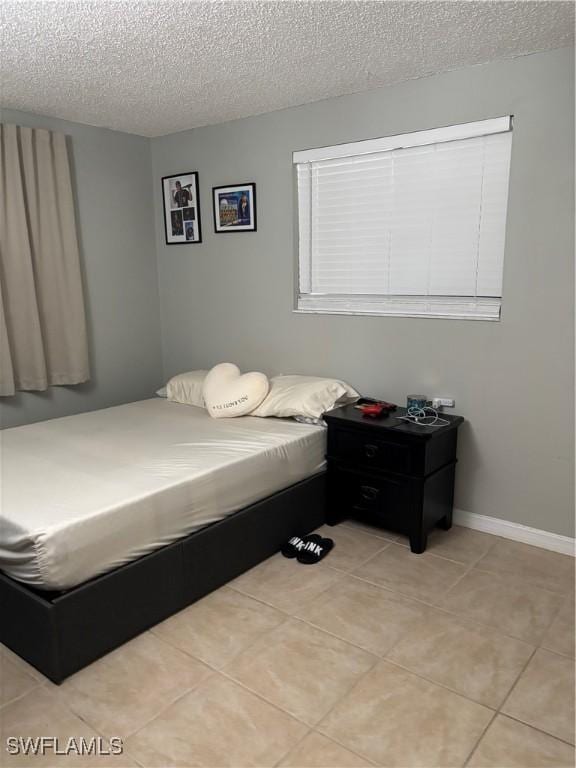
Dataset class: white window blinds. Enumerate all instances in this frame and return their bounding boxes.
[294,117,512,320]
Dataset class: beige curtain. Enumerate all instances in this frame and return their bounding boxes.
[0,124,89,396]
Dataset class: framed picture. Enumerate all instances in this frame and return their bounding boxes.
[162,172,202,244]
[213,183,257,233]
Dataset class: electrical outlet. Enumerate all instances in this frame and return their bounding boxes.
[432,397,455,409]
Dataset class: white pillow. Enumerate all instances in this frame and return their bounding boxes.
[252,375,359,419]
[293,415,327,427]
[203,363,269,418]
[166,370,208,407]
[155,386,168,398]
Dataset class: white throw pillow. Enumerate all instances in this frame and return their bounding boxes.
[203,363,269,418]
[166,370,208,407]
[252,375,359,419]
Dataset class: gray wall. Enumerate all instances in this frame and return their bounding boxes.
[151,47,575,537]
[0,109,162,428]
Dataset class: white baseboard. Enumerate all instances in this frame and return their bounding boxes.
[454,509,575,557]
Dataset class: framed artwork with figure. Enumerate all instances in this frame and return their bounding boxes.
[213,183,257,233]
[162,171,202,244]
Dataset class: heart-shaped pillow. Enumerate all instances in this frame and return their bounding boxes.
[203,363,269,418]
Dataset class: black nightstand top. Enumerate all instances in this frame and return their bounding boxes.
[324,403,464,440]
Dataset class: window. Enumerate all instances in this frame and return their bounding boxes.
[294,117,512,320]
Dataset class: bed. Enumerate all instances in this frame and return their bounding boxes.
[0,399,327,681]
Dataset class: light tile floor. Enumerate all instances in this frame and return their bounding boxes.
[1,524,574,767]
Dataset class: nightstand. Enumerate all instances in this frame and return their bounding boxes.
[323,404,464,554]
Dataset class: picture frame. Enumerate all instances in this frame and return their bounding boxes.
[213,183,257,233]
[162,171,202,245]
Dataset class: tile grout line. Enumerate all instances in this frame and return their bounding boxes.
[206,604,388,761]
[189,530,571,648]
[430,550,487,604]
[533,592,573,653]
[273,565,574,753]
[339,520,400,543]
[459,604,565,767]
[20,681,151,766]
[464,634,576,752]
[152,603,535,729]
[349,525,498,565]
[346,566,473,615]
[0,679,43,712]
[393,536,498,568]
[270,721,380,768]
[295,591,536,663]
[462,708,500,768]
[496,712,576,748]
[228,562,548,660]
[219,618,381,727]
[122,665,337,767]
[217,667,320,729]
[298,649,386,761]
[379,655,503,712]
[228,549,571,658]
[471,566,574,598]
[341,523,573,595]
[149,604,293,673]
[346,567,566,646]
[292,605,550,721]
[61,636,219,743]
[121,674,216,742]
[195,582,299,618]
[312,654,392,760]
[271,725,314,768]
[169,536,567,651]
[537,644,576,661]
[367,654,498,714]
[293,613,386,658]
[311,730,380,767]
[350,546,575,601]
[498,648,539,725]
[54,630,217,742]
[325,541,394,575]
[227,581,309,613]
[346,541,481,608]
[228,563,346,616]
[494,643,541,719]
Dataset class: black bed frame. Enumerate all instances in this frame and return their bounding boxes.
[0,472,326,684]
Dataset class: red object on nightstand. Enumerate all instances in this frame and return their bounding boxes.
[358,402,397,418]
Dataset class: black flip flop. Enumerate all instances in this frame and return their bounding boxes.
[281,535,307,558]
[297,535,334,565]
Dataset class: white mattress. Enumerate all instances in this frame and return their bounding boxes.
[0,399,326,591]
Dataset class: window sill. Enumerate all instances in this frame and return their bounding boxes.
[295,295,501,321]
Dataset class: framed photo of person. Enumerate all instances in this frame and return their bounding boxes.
[213,183,257,233]
[162,172,202,244]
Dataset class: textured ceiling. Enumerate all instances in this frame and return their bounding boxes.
[1,1,573,137]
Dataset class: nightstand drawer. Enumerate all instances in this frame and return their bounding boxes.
[328,466,411,528]
[331,428,413,474]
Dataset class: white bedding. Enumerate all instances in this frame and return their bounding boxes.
[0,399,326,591]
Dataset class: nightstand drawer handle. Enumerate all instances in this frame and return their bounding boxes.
[364,443,379,459]
[360,485,379,502]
